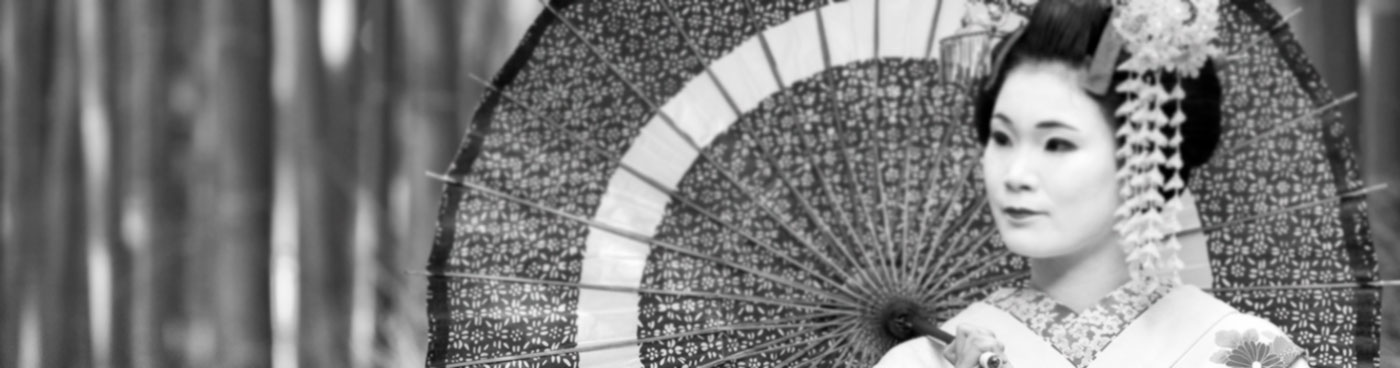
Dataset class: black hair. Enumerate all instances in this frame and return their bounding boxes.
[972,0,1222,184]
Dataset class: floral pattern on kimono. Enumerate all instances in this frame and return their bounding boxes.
[1210,328,1307,368]
[984,281,1170,368]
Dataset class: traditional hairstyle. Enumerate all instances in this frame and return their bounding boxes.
[972,0,1222,184]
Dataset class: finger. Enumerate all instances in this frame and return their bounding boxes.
[971,343,1002,361]
[978,337,1005,354]
[958,324,998,337]
[958,325,1000,344]
[968,335,1003,351]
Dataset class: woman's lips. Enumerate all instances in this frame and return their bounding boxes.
[1002,206,1045,220]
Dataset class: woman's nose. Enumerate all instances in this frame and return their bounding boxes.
[1003,153,1035,193]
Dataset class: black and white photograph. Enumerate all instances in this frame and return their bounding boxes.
[1,0,1397,367]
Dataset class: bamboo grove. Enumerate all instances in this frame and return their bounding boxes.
[0,0,534,367]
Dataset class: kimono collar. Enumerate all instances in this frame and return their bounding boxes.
[985,280,1174,368]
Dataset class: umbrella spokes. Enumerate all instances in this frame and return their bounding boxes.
[694,323,854,368]
[752,140,892,299]
[1213,92,1357,159]
[437,316,852,367]
[418,271,860,314]
[459,74,875,303]
[873,299,943,342]
[427,173,865,308]
[1175,183,1386,238]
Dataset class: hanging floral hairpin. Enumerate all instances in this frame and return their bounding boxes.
[1106,0,1221,287]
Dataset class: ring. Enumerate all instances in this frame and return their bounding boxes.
[978,352,1004,368]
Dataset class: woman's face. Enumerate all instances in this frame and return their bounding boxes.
[981,62,1122,259]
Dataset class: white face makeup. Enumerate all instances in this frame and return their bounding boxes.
[981,62,1122,260]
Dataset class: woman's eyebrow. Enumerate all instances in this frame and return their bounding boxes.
[1035,120,1078,131]
[992,112,1013,125]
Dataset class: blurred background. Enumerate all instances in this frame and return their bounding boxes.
[0,0,1395,367]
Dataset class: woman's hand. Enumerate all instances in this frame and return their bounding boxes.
[944,325,1008,368]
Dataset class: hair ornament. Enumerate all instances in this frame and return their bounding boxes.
[946,1,1031,82]
[1084,8,1126,94]
[1109,0,1221,288]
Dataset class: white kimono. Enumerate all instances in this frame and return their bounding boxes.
[875,283,1309,368]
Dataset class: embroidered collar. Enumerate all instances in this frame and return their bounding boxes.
[985,281,1173,367]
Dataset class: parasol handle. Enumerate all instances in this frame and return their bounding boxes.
[898,317,1007,368]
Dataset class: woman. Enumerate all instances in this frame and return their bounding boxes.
[876,0,1309,367]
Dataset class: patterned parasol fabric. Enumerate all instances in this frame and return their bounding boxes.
[1195,0,1378,365]
[423,0,1380,367]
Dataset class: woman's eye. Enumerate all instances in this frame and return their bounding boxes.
[990,131,1011,146]
[1045,138,1077,152]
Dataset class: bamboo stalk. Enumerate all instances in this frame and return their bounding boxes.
[76,0,118,366]
[387,0,457,366]
[1,0,56,366]
[350,1,391,367]
[193,0,274,365]
[309,0,359,366]
[270,0,327,366]
[116,0,170,365]
[33,2,92,366]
